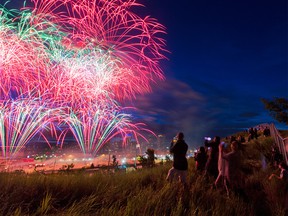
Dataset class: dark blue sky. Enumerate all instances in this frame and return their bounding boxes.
[129,0,288,147]
[5,0,288,148]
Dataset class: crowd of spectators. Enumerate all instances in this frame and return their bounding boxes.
[201,127,286,210]
[200,136,243,197]
[167,126,287,213]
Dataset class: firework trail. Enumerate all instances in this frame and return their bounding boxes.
[0,0,167,156]
[0,99,63,158]
[65,106,135,156]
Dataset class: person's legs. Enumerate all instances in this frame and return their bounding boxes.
[214,174,223,189]
[178,170,188,185]
[224,177,230,197]
[166,167,176,182]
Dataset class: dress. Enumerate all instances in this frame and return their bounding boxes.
[222,150,241,188]
[214,145,226,187]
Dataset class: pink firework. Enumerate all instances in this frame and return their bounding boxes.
[0,0,167,156]
[0,6,60,100]
[31,0,168,100]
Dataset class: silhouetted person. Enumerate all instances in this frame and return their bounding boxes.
[229,136,236,143]
[254,128,258,139]
[166,132,188,185]
[194,146,207,172]
[248,127,254,141]
[205,136,221,179]
[263,127,271,137]
[112,155,118,168]
[146,148,155,167]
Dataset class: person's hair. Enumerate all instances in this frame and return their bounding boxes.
[199,146,205,153]
[214,136,220,144]
[177,132,184,140]
[231,141,239,150]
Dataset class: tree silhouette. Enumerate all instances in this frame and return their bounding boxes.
[262,97,288,125]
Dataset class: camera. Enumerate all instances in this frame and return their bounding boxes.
[204,137,211,141]
[221,141,228,148]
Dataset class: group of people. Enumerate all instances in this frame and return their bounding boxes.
[166,131,288,212]
[201,136,242,196]
[248,127,259,141]
[166,133,240,194]
[166,132,242,195]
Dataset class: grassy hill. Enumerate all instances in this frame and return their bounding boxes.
[0,134,287,215]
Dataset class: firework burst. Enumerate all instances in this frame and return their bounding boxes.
[0,0,167,157]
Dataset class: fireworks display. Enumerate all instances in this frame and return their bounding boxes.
[0,0,166,158]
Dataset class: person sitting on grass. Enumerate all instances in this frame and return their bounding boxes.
[269,161,288,215]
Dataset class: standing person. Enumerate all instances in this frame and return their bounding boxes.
[194,146,207,172]
[166,132,188,185]
[263,126,271,137]
[254,128,258,139]
[205,136,221,179]
[214,142,227,189]
[248,127,254,141]
[222,141,241,196]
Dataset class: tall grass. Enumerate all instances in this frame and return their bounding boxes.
[0,134,286,215]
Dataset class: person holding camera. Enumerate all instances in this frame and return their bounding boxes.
[166,132,188,185]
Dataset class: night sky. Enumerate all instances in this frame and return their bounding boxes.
[4,0,288,148]
[128,0,288,147]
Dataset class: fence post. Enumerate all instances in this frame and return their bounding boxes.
[270,123,288,165]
